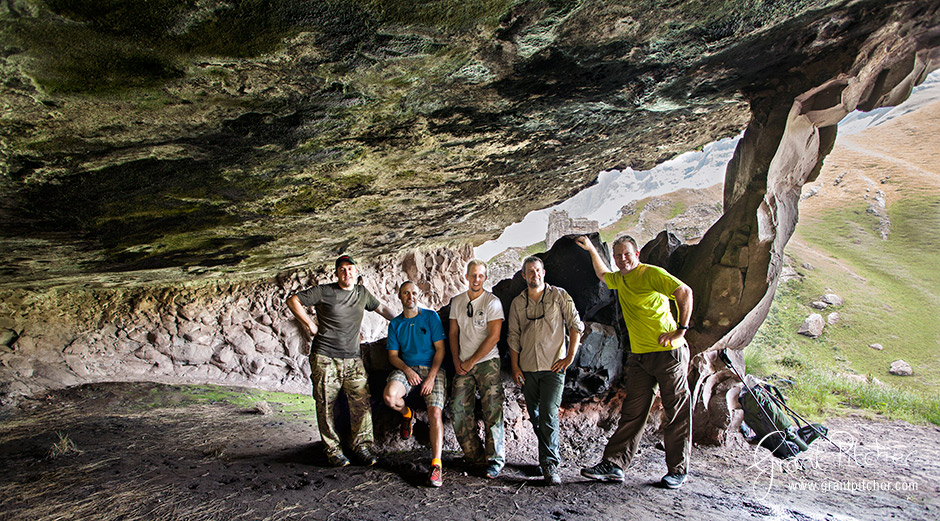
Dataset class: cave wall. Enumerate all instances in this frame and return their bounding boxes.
[674,29,940,444]
[0,246,473,404]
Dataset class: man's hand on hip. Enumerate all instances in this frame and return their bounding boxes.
[658,329,685,348]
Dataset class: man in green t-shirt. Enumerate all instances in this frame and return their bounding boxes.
[575,235,693,489]
[287,255,396,468]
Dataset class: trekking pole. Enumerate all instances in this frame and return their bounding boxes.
[716,349,802,460]
[764,390,865,468]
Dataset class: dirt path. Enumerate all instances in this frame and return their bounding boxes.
[1,383,937,521]
[799,99,940,219]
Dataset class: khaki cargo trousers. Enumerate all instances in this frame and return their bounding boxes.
[602,345,691,475]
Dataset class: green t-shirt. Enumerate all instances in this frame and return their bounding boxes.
[604,265,685,354]
[294,283,380,358]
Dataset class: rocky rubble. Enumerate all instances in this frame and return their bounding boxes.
[613,186,723,247]
[791,290,911,379]
[546,210,598,250]
[797,292,847,338]
[484,248,523,291]
[866,187,892,240]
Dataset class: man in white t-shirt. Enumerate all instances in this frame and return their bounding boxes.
[448,259,506,479]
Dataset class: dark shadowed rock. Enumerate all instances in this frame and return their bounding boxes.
[361,338,391,374]
[639,230,686,274]
[492,233,617,329]
[543,235,617,325]
[565,322,621,403]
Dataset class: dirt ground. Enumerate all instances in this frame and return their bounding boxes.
[0,382,937,521]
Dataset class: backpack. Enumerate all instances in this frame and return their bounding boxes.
[740,381,826,459]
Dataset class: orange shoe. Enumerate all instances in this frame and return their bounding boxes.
[427,464,442,487]
[401,409,415,439]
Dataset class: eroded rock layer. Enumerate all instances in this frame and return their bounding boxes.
[2,0,932,286]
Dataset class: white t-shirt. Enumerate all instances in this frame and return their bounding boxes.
[449,290,504,363]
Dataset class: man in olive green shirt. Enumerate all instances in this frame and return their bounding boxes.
[576,235,693,489]
[287,255,396,468]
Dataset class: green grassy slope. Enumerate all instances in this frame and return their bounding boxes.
[748,195,940,424]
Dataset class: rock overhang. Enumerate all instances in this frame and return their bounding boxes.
[0,0,938,289]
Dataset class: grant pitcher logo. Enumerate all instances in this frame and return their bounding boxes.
[746,429,931,499]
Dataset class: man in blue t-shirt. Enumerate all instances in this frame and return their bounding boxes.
[382,281,447,487]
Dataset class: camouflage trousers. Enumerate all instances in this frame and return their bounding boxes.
[451,357,505,468]
[310,353,374,457]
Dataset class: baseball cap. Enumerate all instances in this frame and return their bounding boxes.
[335,255,356,269]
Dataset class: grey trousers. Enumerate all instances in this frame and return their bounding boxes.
[602,345,691,475]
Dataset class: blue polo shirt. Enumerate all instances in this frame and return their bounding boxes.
[386,308,445,367]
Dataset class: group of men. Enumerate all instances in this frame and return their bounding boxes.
[286,234,693,490]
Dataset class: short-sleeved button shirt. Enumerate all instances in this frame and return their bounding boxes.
[507,285,584,372]
[386,308,446,367]
[604,265,684,354]
[294,283,380,358]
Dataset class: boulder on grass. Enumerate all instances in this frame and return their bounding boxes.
[797,313,825,338]
[889,359,912,376]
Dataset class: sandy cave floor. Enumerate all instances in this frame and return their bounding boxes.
[0,382,938,521]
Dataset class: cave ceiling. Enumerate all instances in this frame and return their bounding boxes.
[1,0,938,288]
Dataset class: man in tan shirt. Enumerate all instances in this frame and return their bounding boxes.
[507,256,583,485]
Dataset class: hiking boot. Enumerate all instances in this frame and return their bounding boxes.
[543,463,561,486]
[661,473,687,489]
[401,409,415,440]
[327,453,350,468]
[580,460,624,482]
[427,464,443,487]
[353,445,377,467]
[485,463,502,479]
[463,454,486,467]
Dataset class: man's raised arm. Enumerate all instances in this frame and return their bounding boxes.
[575,236,611,282]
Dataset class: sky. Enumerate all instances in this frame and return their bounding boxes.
[475,70,940,260]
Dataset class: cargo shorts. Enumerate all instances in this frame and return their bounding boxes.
[387,365,446,410]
